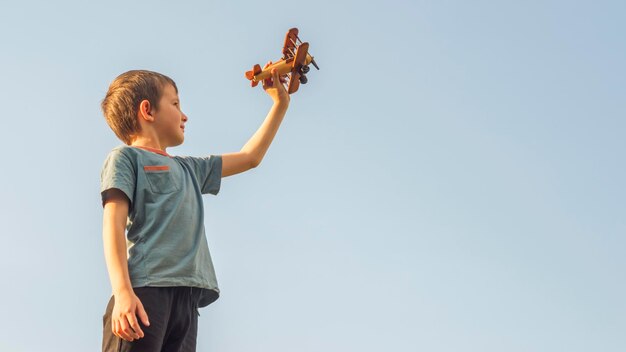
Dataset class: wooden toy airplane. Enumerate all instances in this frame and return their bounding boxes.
[245,28,319,94]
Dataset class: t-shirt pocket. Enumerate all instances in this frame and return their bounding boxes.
[144,165,179,194]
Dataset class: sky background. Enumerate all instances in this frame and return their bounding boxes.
[0,0,624,351]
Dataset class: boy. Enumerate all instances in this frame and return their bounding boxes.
[100,65,288,351]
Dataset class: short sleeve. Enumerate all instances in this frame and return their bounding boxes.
[176,155,222,195]
[100,148,136,206]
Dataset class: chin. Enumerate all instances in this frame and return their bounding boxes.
[170,137,184,147]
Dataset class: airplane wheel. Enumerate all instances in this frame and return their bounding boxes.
[299,75,308,84]
[301,65,310,74]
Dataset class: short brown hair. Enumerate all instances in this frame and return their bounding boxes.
[101,70,178,144]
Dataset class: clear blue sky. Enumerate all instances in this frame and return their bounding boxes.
[0,0,624,351]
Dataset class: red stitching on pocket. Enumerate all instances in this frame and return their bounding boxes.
[144,165,170,171]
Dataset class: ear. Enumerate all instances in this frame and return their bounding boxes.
[138,100,155,122]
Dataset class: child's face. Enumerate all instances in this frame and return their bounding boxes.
[153,83,187,147]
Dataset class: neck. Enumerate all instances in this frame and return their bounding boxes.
[131,136,166,153]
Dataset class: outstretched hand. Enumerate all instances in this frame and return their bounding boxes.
[262,61,290,105]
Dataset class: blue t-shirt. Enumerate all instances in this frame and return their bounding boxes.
[100,145,222,307]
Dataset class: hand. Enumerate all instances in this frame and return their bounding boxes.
[111,290,150,342]
[262,61,290,105]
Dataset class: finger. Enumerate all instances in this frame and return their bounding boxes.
[114,320,126,341]
[265,68,281,90]
[114,319,128,340]
[263,76,273,89]
[274,71,288,92]
[118,317,135,341]
[136,299,150,327]
[272,68,280,83]
[263,62,276,88]
[127,313,144,339]
[112,319,120,339]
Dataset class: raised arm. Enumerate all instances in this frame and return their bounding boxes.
[222,65,290,178]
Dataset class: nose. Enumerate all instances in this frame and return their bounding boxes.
[182,112,188,122]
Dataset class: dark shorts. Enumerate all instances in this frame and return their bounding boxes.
[102,287,202,352]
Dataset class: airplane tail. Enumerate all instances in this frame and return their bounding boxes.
[245,64,262,87]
